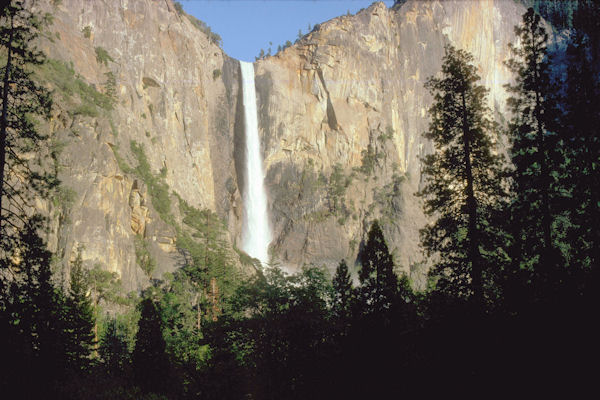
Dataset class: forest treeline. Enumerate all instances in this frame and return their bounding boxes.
[1,1,599,399]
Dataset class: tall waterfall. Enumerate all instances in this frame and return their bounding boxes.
[240,61,272,266]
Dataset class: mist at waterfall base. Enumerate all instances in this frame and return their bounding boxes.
[239,61,272,266]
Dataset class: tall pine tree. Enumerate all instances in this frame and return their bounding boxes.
[505,8,566,300]
[419,44,507,309]
[0,0,54,259]
[132,297,170,394]
[358,220,397,314]
[563,6,600,275]
[64,247,96,372]
[332,259,353,321]
[0,219,68,397]
[99,318,130,377]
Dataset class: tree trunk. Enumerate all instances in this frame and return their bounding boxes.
[0,13,14,224]
[461,91,483,310]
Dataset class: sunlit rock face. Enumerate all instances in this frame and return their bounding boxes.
[33,0,526,290]
[33,0,244,290]
[255,0,525,283]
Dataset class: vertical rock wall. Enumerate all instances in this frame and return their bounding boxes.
[31,0,527,289]
[34,0,243,290]
[255,0,525,282]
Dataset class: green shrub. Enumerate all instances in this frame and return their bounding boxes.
[134,236,156,277]
[73,103,99,117]
[104,71,116,99]
[359,142,382,176]
[174,1,184,14]
[212,69,221,80]
[185,14,222,47]
[95,46,114,66]
[35,58,113,115]
[130,141,173,224]
[109,144,133,174]
[52,186,77,210]
[82,25,91,39]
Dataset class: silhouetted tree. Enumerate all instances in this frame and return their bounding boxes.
[0,0,54,258]
[562,11,600,275]
[64,247,95,372]
[419,44,507,309]
[332,259,353,321]
[99,318,130,377]
[0,219,68,397]
[358,220,397,315]
[505,8,566,301]
[132,297,169,394]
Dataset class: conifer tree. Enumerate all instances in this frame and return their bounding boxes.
[0,0,54,257]
[358,221,397,313]
[419,45,507,309]
[332,259,353,320]
[505,8,565,296]
[1,219,68,397]
[132,297,170,394]
[562,9,600,276]
[64,248,95,371]
[99,318,130,377]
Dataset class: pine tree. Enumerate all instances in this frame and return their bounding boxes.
[554,3,600,301]
[419,44,507,309]
[64,247,95,372]
[0,0,54,257]
[563,8,600,273]
[132,297,170,394]
[332,259,353,320]
[99,318,130,377]
[358,221,397,314]
[505,8,565,298]
[1,219,68,397]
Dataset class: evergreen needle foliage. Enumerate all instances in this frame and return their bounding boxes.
[358,220,397,314]
[504,8,568,303]
[419,45,508,308]
[0,0,55,257]
[65,248,96,372]
[132,298,170,395]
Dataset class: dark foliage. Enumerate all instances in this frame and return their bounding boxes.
[419,44,508,309]
[64,248,96,372]
[132,298,170,395]
[0,0,55,257]
[503,8,572,308]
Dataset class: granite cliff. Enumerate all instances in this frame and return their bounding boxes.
[30,0,527,290]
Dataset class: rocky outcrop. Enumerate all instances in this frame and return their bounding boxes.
[31,0,527,290]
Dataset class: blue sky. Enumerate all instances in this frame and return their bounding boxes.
[179,0,394,62]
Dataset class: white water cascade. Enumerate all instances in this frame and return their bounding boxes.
[240,61,272,266]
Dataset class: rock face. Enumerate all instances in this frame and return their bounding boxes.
[255,0,524,283]
[34,0,244,290]
[31,0,526,290]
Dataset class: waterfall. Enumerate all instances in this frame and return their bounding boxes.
[240,61,272,266]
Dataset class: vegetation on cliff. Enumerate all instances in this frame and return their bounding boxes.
[1,1,599,399]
